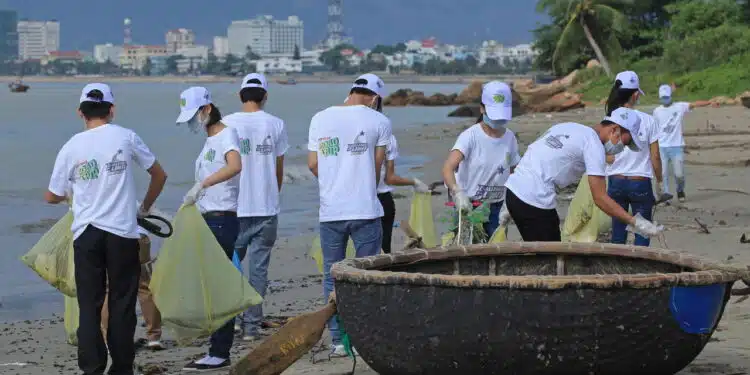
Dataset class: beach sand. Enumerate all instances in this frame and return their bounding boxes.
[3,105,750,374]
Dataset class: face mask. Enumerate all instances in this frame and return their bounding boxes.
[482,114,508,129]
[660,97,672,105]
[604,130,626,155]
[186,111,209,133]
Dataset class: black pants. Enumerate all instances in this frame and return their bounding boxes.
[505,189,562,242]
[74,225,140,375]
[378,192,396,253]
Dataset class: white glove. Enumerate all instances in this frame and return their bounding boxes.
[627,213,664,238]
[413,178,430,194]
[453,189,472,211]
[498,205,512,228]
[183,182,205,206]
[137,204,150,219]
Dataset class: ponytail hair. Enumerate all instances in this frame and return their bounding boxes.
[476,103,485,123]
[605,79,638,116]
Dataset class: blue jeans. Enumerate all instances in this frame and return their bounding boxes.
[661,146,685,194]
[202,213,240,360]
[233,216,278,334]
[607,177,655,247]
[320,219,382,345]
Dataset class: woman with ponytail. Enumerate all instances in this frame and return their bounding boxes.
[604,71,663,247]
[176,87,243,371]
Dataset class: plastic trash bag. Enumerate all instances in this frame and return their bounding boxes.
[408,192,437,248]
[64,295,79,345]
[149,204,262,343]
[309,236,356,275]
[489,226,507,243]
[561,174,611,243]
[20,211,77,297]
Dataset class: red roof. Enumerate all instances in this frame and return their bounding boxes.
[422,37,437,48]
[48,51,83,58]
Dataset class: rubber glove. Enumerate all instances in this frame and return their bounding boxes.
[137,204,150,219]
[413,178,430,194]
[183,181,205,206]
[498,204,512,228]
[452,188,472,211]
[627,213,664,238]
[656,180,664,195]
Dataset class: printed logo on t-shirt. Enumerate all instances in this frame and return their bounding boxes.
[319,137,340,157]
[662,112,679,134]
[75,159,100,181]
[239,138,252,155]
[204,148,216,162]
[544,133,570,149]
[474,185,505,201]
[105,150,127,175]
[256,135,273,155]
[346,131,368,155]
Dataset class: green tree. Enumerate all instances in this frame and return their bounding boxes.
[166,55,183,75]
[141,58,152,76]
[319,44,359,72]
[293,45,301,60]
[538,0,629,77]
[245,46,260,61]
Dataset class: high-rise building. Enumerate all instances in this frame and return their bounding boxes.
[94,43,123,64]
[0,10,18,61]
[166,28,195,54]
[213,36,229,57]
[18,20,60,60]
[227,15,303,57]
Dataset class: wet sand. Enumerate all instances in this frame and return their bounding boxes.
[3,105,750,374]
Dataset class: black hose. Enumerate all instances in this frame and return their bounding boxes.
[137,215,173,238]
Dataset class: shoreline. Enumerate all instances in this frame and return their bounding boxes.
[0,74,531,85]
[3,105,750,374]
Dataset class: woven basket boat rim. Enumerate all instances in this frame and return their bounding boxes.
[331,242,750,290]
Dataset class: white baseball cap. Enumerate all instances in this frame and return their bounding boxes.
[481,81,513,121]
[604,107,642,151]
[241,73,268,90]
[351,73,385,97]
[615,71,645,95]
[658,84,672,98]
[176,86,212,124]
[80,83,115,104]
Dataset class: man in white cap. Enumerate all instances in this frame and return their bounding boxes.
[45,83,167,375]
[220,73,289,341]
[653,84,714,203]
[307,72,392,356]
[442,81,521,239]
[504,107,664,241]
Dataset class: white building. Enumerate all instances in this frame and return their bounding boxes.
[166,28,195,54]
[176,45,209,60]
[254,56,302,74]
[17,20,60,60]
[478,40,537,66]
[93,43,123,64]
[227,15,303,57]
[213,36,229,57]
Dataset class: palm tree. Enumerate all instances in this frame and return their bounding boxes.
[540,0,629,77]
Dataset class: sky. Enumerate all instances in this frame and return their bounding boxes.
[0,0,548,51]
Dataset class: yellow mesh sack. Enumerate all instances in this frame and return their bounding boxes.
[561,175,612,243]
[309,236,355,275]
[489,225,507,243]
[149,205,262,343]
[408,192,437,248]
[20,211,77,297]
[64,295,79,345]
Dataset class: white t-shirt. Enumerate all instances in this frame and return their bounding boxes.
[606,110,659,178]
[654,102,690,147]
[505,122,606,210]
[308,105,392,222]
[222,111,289,217]
[194,127,241,213]
[376,135,399,195]
[48,124,156,240]
[452,124,521,203]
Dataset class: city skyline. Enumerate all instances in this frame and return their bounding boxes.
[0,0,546,50]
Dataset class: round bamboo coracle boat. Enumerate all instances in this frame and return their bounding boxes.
[331,242,749,375]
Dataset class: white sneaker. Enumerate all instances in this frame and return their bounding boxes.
[146,340,165,350]
[234,324,241,334]
[329,344,358,358]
